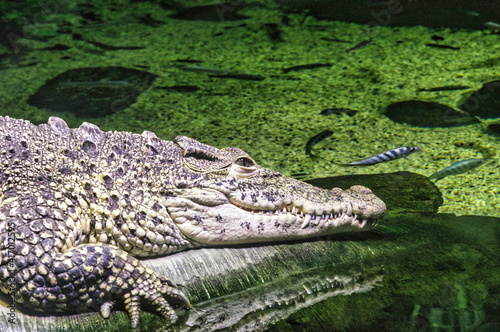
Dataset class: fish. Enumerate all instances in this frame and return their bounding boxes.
[283,63,332,73]
[208,73,265,81]
[425,43,460,50]
[428,158,488,181]
[85,40,144,50]
[418,85,471,92]
[177,65,233,74]
[339,146,422,166]
[484,21,500,30]
[155,85,200,92]
[305,130,333,157]
[320,108,358,117]
[345,39,372,53]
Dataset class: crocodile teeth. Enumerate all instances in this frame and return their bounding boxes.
[301,214,312,229]
[360,219,367,228]
[346,202,353,217]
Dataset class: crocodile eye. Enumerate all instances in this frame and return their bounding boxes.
[231,157,257,178]
[235,157,254,167]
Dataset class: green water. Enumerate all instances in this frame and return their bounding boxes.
[0,1,499,331]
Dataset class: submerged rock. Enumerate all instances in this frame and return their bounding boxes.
[306,172,443,215]
[170,3,249,21]
[385,100,480,127]
[459,80,500,119]
[276,1,500,30]
[27,67,158,118]
[486,123,500,136]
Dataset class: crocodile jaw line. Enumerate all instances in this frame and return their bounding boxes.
[166,191,376,245]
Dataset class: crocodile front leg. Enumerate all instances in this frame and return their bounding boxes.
[0,203,190,328]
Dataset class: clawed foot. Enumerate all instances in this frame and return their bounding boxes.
[99,276,190,329]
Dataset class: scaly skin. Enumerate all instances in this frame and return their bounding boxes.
[0,116,385,328]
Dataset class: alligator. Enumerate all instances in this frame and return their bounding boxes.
[0,116,386,328]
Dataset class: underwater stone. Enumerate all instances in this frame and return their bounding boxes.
[486,123,500,137]
[385,100,480,127]
[459,80,500,119]
[278,1,500,30]
[27,67,158,118]
[169,3,249,21]
[306,172,443,215]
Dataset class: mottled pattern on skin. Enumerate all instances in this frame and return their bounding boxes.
[0,116,385,328]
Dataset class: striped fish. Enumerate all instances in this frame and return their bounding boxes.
[340,146,422,166]
[429,158,488,181]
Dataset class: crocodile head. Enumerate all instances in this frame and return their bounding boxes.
[164,136,386,245]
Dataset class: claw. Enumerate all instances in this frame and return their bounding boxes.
[154,296,178,321]
[124,295,141,329]
[160,283,191,310]
[159,276,176,288]
[100,301,114,319]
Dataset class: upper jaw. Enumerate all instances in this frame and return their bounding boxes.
[166,185,385,244]
[234,199,370,231]
[228,185,386,227]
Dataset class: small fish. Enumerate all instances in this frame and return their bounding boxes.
[283,63,332,73]
[306,130,333,157]
[177,65,232,74]
[463,10,480,17]
[484,21,500,30]
[155,85,200,92]
[425,43,460,50]
[86,40,144,50]
[428,158,488,181]
[208,73,265,81]
[345,39,372,53]
[418,85,470,92]
[339,146,422,166]
[320,108,358,117]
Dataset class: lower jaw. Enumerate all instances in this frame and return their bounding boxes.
[178,217,374,245]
